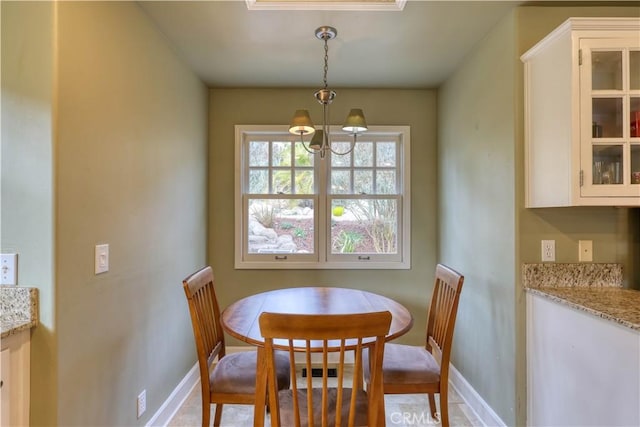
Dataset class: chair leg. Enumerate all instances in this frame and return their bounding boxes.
[439,388,449,427]
[201,399,211,427]
[213,403,223,427]
[427,393,437,419]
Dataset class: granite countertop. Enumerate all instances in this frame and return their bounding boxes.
[523,263,640,332]
[526,286,640,331]
[1,286,39,338]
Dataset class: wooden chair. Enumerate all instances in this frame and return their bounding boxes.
[364,264,464,427]
[258,311,392,427]
[182,266,291,427]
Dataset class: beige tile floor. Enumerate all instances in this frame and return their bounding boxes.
[168,369,482,427]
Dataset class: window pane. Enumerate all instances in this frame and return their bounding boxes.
[593,145,623,185]
[592,51,622,90]
[377,142,396,167]
[354,142,373,167]
[354,170,373,194]
[249,169,268,193]
[272,141,292,167]
[330,199,397,254]
[249,141,269,166]
[295,142,314,167]
[631,51,640,91]
[631,145,640,184]
[331,170,351,194]
[376,170,396,194]
[592,98,623,138]
[272,170,291,193]
[295,170,314,194]
[248,199,315,254]
[331,142,352,166]
[631,97,640,137]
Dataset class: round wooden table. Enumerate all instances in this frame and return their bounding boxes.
[221,287,413,426]
[221,286,413,346]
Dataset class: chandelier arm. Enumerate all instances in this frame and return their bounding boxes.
[296,132,320,155]
[300,140,318,155]
[328,134,357,156]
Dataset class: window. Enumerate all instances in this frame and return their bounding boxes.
[235,125,410,269]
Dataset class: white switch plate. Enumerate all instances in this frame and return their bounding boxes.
[1,253,18,285]
[95,244,109,274]
[579,240,593,262]
[137,389,146,418]
[541,240,555,262]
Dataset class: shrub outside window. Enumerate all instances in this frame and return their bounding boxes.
[235,125,410,269]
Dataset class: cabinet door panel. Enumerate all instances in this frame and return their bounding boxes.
[580,38,640,197]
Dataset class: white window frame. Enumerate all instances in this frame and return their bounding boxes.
[234,124,411,269]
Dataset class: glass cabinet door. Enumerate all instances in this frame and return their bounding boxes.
[581,38,640,196]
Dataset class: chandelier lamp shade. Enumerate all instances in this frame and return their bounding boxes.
[288,26,368,158]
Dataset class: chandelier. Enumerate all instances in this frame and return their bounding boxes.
[289,26,368,159]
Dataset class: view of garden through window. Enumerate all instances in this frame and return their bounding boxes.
[247,138,399,255]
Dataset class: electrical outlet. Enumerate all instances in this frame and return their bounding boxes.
[541,240,555,262]
[137,389,146,418]
[1,253,18,285]
[579,240,593,262]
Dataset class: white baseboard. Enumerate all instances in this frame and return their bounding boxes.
[147,347,252,426]
[146,362,200,427]
[449,363,506,427]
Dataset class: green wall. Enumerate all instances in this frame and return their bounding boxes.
[439,4,639,426]
[438,11,519,426]
[1,1,56,423]
[2,1,208,425]
[209,88,437,347]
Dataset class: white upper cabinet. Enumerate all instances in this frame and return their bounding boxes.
[522,17,640,207]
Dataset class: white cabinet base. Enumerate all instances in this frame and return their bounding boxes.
[526,293,640,426]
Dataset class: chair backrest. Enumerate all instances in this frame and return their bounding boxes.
[260,311,392,427]
[426,264,465,369]
[182,266,226,396]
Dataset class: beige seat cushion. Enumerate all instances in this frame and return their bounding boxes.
[364,343,440,385]
[211,351,290,394]
[277,387,369,427]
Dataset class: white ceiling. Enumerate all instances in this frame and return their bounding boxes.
[138,1,523,88]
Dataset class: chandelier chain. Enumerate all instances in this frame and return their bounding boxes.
[323,38,329,89]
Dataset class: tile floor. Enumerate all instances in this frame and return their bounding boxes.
[168,370,482,427]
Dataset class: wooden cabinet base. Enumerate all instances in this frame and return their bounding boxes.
[1,330,30,427]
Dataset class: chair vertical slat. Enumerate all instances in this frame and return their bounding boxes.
[288,342,300,427]
[335,340,346,427]
[322,340,329,427]
[265,337,281,427]
[306,340,314,427]
[348,339,363,427]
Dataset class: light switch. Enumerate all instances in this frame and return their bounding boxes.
[1,254,18,285]
[95,244,109,274]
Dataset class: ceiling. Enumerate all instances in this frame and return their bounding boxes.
[138,0,524,88]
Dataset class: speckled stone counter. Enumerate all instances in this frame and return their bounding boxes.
[1,286,38,338]
[523,263,639,331]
